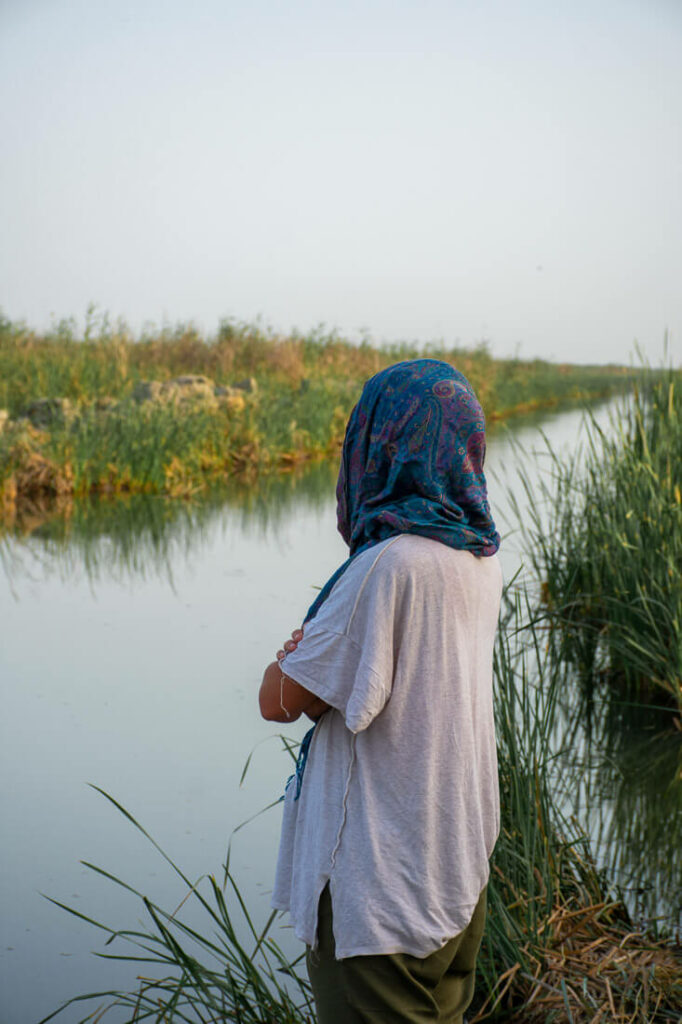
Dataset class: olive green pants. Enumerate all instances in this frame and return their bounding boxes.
[306,884,487,1024]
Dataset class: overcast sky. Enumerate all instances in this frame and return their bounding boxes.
[1,0,680,363]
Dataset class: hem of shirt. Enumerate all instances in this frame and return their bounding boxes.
[268,904,316,949]
[332,898,484,960]
[332,937,458,958]
[335,866,491,959]
[273,880,490,960]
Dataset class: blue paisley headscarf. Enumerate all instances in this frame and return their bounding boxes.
[287,359,500,799]
[305,358,500,623]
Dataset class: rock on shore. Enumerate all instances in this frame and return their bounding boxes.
[7,375,257,431]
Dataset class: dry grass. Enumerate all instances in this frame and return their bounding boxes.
[0,425,74,528]
[476,899,682,1023]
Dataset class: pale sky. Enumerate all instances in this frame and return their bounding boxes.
[1,0,680,363]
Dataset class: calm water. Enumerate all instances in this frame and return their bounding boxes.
[1,401,679,1023]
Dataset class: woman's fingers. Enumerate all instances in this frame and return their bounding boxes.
[277,627,304,662]
[277,640,298,661]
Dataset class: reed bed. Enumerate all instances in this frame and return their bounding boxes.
[0,311,630,520]
[0,310,628,416]
[513,366,682,716]
[474,595,681,1022]
[41,596,682,1024]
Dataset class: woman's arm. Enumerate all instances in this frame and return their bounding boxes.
[259,660,331,723]
[259,628,331,723]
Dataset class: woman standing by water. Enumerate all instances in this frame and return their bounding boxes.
[259,359,502,1024]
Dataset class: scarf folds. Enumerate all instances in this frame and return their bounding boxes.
[305,359,500,623]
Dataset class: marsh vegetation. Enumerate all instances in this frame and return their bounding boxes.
[0,311,632,517]
[516,367,682,717]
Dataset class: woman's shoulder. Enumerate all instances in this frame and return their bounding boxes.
[378,532,499,566]
[315,535,501,637]
[350,534,501,588]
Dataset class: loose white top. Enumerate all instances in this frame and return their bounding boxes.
[272,534,502,959]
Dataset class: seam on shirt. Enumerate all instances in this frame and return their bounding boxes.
[347,534,404,631]
[329,733,357,871]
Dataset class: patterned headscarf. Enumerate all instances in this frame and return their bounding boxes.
[305,358,499,622]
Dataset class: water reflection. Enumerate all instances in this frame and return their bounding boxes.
[0,400,612,588]
[0,460,339,585]
[559,696,682,933]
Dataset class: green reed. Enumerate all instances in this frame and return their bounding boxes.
[0,310,633,516]
[39,788,316,1024]
[0,311,633,516]
[513,366,682,714]
[1,310,628,419]
[0,382,349,509]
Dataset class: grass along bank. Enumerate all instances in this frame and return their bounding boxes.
[514,365,682,717]
[0,312,632,521]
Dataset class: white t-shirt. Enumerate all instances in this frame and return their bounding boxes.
[272,533,502,959]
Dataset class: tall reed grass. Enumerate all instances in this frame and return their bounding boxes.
[0,310,629,418]
[513,367,682,715]
[39,789,316,1024]
[0,381,350,519]
[0,311,632,520]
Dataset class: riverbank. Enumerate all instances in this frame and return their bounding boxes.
[0,313,632,520]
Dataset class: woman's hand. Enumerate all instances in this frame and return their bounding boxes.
[276,627,304,663]
[260,625,331,723]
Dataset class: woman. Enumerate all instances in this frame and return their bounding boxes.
[259,358,502,1024]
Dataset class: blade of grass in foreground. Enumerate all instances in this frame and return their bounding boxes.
[39,789,315,1024]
